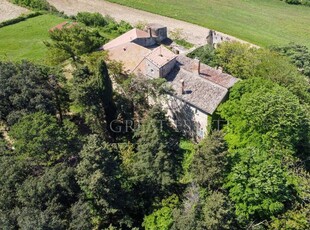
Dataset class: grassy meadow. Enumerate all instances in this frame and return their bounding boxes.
[107,0,310,48]
[0,14,65,63]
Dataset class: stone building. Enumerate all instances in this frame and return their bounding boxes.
[102,28,156,50]
[163,55,238,140]
[101,26,238,140]
[144,46,176,78]
[144,23,168,43]
[102,28,176,78]
[206,30,231,48]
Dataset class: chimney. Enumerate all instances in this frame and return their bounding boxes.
[180,79,185,95]
[149,28,152,38]
[217,66,223,73]
[194,58,200,75]
[206,30,214,46]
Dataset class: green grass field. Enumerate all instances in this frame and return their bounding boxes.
[0,14,65,63]
[107,0,310,48]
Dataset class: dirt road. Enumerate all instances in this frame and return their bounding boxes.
[0,0,29,22]
[47,0,250,47]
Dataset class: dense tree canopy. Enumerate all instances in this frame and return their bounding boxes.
[9,112,81,166]
[272,43,310,78]
[76,134,130,228]
[0,11,309,229]
[225,147,297,224]
[190,130,228,189]
[16,164,80,229]
[71,60,117,138]
[130,106,180,190]
[0,61,68,125]
[219,78,309,151]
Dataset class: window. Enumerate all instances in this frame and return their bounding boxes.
[196,122,204,139]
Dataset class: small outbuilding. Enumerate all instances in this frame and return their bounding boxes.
[144,23,168,43]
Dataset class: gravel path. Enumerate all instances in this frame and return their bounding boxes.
[47,0,251,47]
[0,0,29,22]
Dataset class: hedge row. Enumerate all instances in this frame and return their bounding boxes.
[10,0,58,12]
[282,0,310,6]
[0,12,42,28]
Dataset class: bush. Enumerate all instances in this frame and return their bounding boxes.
[75,13,132,37]
[187,44,217,67]
[284,0,301,4]
[10,0,58,12]
[271,43,310,78]
[282,0,310,6]
[0,12,41,28]
[76,12,108,27]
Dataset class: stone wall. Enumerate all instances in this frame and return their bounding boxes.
[134,37,156,47]
[163,95,209,140]
[160,58,177,77]
[145,59,160,78]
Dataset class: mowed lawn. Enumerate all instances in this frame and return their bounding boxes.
[0,14,65,63]
[107,0,310,48]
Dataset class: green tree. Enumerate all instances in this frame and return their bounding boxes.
[272,43,310,78]
[45,25,106,64]
[187,44,217,67]
[76,12,108,27]
[225,147,297,224]
[0,155,29,228]
[131,106,180,190]
[11,0,57,11]
[219,78,309,151]
[269,204,310,230]
[119,106,181,225]
[9,112,81,166]
[190,130,228,189]
[200,191,235,230]
[143,195,179,230]
[216,42,258,79]
[76,135,130,229]
[16,164,80,230]
[0,136,6,152]
[69,200,94,230]
[215,42,310,103]
[71,60,117,138]
[0,61,68,126]
[120,76,168,121]
[171,184,202,230]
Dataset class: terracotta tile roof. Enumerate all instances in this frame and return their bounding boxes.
[166,66,228,114]
[106,43,176,76]
[103,29,239,115]
[49,22,78,32]
[102,28,152,50]
[107,42,151,74]
[145,45,177,67]
[177,55,239,89]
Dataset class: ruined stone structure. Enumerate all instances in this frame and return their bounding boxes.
[144,23,168,43]
[206,30,231,48]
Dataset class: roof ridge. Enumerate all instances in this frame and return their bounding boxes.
[179,67,228,91]
[106,41,148,52]
[131,50,154,73]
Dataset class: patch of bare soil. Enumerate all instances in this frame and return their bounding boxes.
[0,0,29,22]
